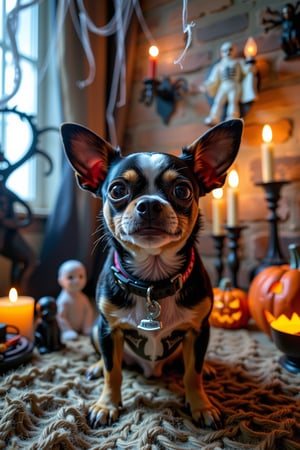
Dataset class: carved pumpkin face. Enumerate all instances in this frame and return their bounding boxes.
[248,244,300,336]
[210,279,250,329]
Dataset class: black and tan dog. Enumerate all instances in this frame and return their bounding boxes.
[61,119,243,428]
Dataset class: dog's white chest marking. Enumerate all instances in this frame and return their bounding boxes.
[115,294,211,377]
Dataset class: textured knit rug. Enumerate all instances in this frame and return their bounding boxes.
[0,327,299,450]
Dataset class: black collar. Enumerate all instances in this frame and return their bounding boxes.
[111,248,195,301]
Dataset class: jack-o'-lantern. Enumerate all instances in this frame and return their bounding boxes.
[210,278,250,329]
[248,243,300,336]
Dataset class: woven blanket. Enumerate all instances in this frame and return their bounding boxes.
[0,327,299,450]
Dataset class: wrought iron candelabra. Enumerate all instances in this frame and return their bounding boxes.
[223,225,247,288]
[211,234,226,285]
[251,180,290,278]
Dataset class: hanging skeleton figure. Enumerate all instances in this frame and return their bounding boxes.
[201,42,258,126]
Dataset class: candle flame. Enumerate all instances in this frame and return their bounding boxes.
[244,37,257,58]
[9,287,18,303]
[212,188,223,199]
[149,45,159,58]
[262,124,272,143]
[228,169,239,189]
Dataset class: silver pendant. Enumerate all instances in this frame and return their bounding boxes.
[138,299,162,331]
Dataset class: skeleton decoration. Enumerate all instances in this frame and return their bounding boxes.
[200,42,258,126]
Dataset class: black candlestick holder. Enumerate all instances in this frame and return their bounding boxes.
[251,180,290,279]
[223,225,247,287]
[211,234,226,286]
[140,77,188,124]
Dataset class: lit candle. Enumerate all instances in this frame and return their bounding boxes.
[148,45,159,79]
[0,288,35,340]
[212,188,224,235]
[261,124,274,182]
[244,37,257,60]
[227,169,239,226]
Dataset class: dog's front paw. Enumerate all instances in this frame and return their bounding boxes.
[88,401,120,427]
[191,403,222,429]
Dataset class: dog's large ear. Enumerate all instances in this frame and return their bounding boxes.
[61,123,120,196]
[181,119,243,194]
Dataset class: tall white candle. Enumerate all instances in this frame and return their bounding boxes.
[261,124,274,182]
[227,169,239,227]
[212,188,224,235]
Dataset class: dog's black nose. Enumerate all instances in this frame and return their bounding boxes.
[136,198,163,219]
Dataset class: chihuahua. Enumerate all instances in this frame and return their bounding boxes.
[61,119,243,428]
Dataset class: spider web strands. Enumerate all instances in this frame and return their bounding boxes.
[3,0,156,145]
[174,0,195,69]
[3,1,193,143]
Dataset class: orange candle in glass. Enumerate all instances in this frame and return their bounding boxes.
[0,288,35,340]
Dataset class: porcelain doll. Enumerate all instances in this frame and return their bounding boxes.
[56,259,95,340]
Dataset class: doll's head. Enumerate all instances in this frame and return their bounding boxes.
[58,260,87,294]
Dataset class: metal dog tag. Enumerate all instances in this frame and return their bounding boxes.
[138,318,162,331]
[138,299,162,331]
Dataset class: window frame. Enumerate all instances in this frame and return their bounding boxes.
[0,1,61,215]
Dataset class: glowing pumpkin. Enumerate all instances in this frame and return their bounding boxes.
[248,243,300,336]
[210,278,250,329]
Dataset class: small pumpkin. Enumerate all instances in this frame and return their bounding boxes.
[248,243,300,336]
[210,278,250,329]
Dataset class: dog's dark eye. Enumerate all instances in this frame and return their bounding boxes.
[109,180,129,200]
[173,182,192,200]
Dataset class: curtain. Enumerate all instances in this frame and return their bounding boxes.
[28,1,138,299]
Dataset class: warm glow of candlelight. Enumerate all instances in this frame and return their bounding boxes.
[244,37,257,58]
[212,188,223,200]
[0,289,35,340]
[261,124,274,182]
[9,287,18,303]
[148,46,159,78]
[149,45,159,58]
[262,124,272,143]
[228,169,239,189]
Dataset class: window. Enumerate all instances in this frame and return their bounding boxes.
[0,1,61,214]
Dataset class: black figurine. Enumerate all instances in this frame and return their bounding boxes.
[35,296,65,354]
[262,3,300,59]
